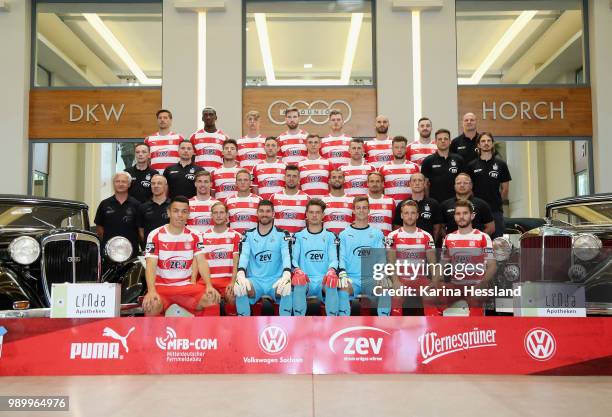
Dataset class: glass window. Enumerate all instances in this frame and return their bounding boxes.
[245,0,373,86]
[456,0,585,85]
[33,1,162,87]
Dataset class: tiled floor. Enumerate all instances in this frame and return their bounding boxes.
[1,374,611,417]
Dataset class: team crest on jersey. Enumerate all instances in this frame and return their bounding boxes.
[493,163,498,170]
[424,204,430,212]
[451,160,457,166]
[197,242,205,250]
[469,241,476,247]
[189,168,195,173]
[145,174,151,180]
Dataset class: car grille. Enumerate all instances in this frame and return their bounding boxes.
[520,235,571,282]
[41,233,100,301]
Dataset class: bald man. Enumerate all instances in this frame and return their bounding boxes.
[138,174,171,243]
[365,115,393,169]
[451,112,480,164]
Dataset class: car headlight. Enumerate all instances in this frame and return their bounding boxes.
[503,264,520,282]
[105,236,133,262]
[9,236,41,265]
[493,237,512,261]
[573,234,601,261]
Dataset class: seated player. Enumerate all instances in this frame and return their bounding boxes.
[233,200,293,316]
[291,199,340,316]
[142,196,220,316]
[337,196,385,316]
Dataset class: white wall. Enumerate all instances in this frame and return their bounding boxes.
[0,2,30,194]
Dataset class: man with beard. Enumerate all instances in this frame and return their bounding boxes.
[277,107,308,165]
[189,107,229,174]
[321,109,351,169]
[407,117,437,166]
[441,173,495,236]
[211,139,241,203]
[233,200,293,316]
[137,174,170,244]
[339,138,375,197]
[366,172,396,237]
[125,143,157,203]
[144,109,183,174]
[421,129,465,204]
[322,169,353,235]
[252,136,286,200]
[187,171,219,235]
[163,140,204,199]
[226,169,262,234]
[271,165,310,234]
[451,112,480,165]
[379,136,420,206]
[365,115,393,169]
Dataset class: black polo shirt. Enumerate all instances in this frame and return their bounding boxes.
[94,195,141,253]
[163,162,205,199]
[440,196,494,234]
[393,197,443,236]
[138,198,171,243]
[420,152,465,203]
[450,132,480,164]
[125,165,158,203]
[466,156,512,212]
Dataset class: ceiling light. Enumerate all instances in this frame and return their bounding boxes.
[303,63,313,69]
[254,13,276,85]
[340,13,364,84]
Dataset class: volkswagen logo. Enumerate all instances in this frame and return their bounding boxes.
[258,325,288,355]
[524,328,556,361]
[267,100,352,125]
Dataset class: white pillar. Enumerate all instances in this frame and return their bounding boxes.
[0,1,30,194]
[589,0,612,193]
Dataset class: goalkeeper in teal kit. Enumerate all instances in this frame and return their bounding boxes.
[234,200,293,316]
[291,199,340,316]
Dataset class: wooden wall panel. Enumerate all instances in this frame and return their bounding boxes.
[242,88,377,138]
[29,89,162,139]
[458,86,592,137]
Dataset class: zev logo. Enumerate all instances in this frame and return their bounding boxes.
[255,250,272,263]
[524,328,556,361]
[328,326,390,361]
[305,250,324,262]
[70,327,135,360]
[259,326,288,355]
[353,246,371,257]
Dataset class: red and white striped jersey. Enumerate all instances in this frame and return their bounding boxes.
[200,228,241,280]
[386,227,434,260]
[237,135,266,173]
[189,129,228,173]
[271,190,310,234]
[298,157,332,197]
[187,196,219,235]
[321,134,351,169]
[277,130,308,165]
[252,160,286,200]
[379,161,421,205]
[321,194,353,235]
[365,138,393,169]
[339,162,375,197]
[442,229,494,284]
[144,131,183,174]
[368,194,395,236]
[212,165,241,203]
[226,193,262,234]
[407,139,437,165]
[145,225,204,287]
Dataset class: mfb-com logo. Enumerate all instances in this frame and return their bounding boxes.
[259,325,288,355]
[70,327,135,360]
[156,326,218,363]
[524,328,556,361]
[328,326,390,362]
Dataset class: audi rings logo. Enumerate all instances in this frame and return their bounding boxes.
[524,328,556,361]
[268,100,352,125]
[258,325,288,355]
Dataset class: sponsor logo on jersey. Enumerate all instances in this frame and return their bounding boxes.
[255,250,273,262]
[418,328,497,364]
[235,211,253,222]
[394,179,409,187]
[307,174,324,182]
[305,250,325,262]
[70,327,135,360]
[163,256,189,270]
[209,248,229,260]
[353,246,371,257]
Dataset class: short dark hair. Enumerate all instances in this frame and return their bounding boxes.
[418,117,431,124]
[285,165,299,174]
[350,138,364,146]
[258,199,274,210]
[223,138,238,149]
[353,196,369,207]
[265,136,278,143]
[202,107,217,115]
[435,128,451,138]
[135,143,150,152]
[479,132,495,143]
[170,196,190,208]
[285,107,299,117]
[306,198,326,212]
[455,199,474,213]
[306,133,321,140]
[329,109,343,118]
[392,135,408,145]
[195,170,211,181]
[156,109,172,119]
[179,139,193,149]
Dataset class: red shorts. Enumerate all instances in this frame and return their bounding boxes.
[155,283,220,316]
[211,277,232,295]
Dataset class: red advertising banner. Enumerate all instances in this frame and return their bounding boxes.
[0,317,610,376]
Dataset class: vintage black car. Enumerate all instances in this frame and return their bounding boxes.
[492,193,612,315]
[0,195,144,317]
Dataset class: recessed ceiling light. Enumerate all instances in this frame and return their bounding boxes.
[303,63,313,69]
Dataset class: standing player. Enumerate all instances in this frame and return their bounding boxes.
[137,174,170,244]
[338,196,385,316]
[277,107,308,165]
[200,202,241,314]
[234,200,293,316]
[125,143,157,203]
[226,170,262,234]
[441,173,495,236]
[142,196,219,316]
[187,171,219,235]
[339,139,375,198]
[211,139,241,203]
[406,117,437,166]
[366,172,395,237]
[321,109,351,169]
[365,115,393,169]
[298,134,332,197]
[451,112,480,165]
[291,199,340,316]
[238,110,266,173]
[190,107,229,174]
[144,109,183,174]
[322,169,353,235]
[252,137,286,200]
[163,140,204,199]
[271,165,310,234]
[379,136,420,206]
[421,129,465,204]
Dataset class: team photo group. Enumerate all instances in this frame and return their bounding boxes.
[94,106,512,317]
